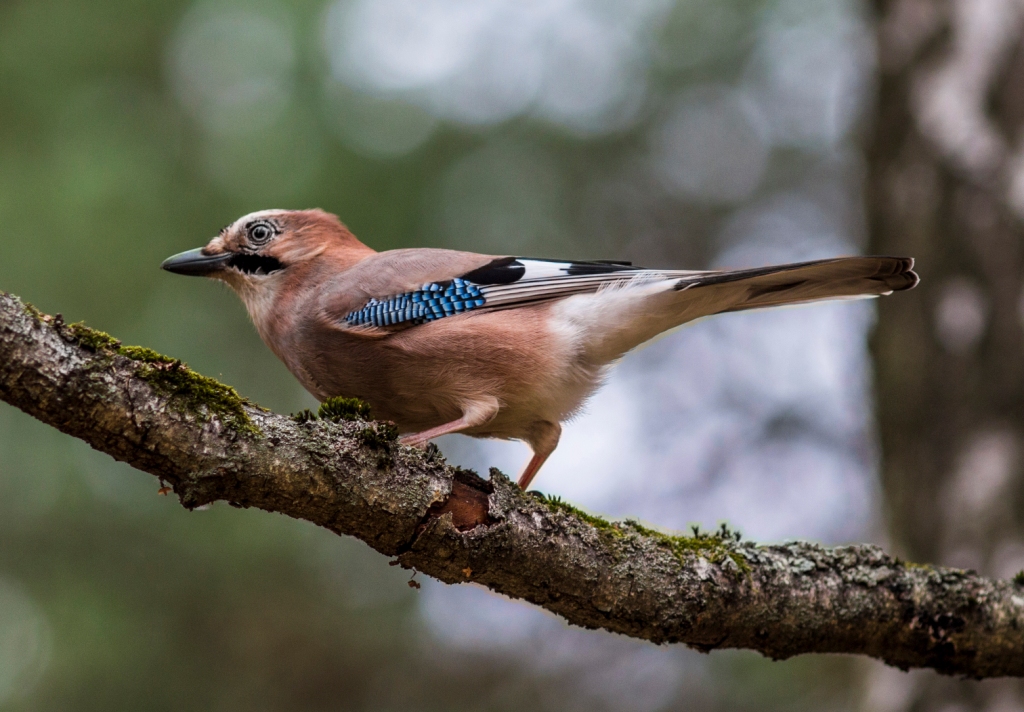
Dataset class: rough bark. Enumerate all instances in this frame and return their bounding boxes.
[1,292,1023,679]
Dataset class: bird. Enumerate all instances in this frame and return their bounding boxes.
[162,208,918,490]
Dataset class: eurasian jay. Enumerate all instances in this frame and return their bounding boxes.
[162,209,918,489]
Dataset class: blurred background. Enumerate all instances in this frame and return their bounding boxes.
[0,0,1021,709]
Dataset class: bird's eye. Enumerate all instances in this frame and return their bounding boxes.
[247,221,275,245]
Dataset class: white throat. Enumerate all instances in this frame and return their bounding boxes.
[230,273,285,342]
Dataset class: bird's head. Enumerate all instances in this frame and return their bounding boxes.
[161,209,373,294]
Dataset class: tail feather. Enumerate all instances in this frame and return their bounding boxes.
[686,256,919,313]
[565,256,918,364]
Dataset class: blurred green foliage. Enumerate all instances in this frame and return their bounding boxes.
[0,0,870,709]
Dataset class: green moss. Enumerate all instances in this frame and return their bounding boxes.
[67,322,121,351]
[538,494,749,573]
[903,561,934,572]
[360,422,398,449]
[318,396,371,422]
[134,359,259,437]
[1014,571,1024,587]
[117,345,178,366]
[539,494,626,538]
[626,520,750,574]
[290,397,394,467]
[21,300,46,322]
[64,322,174,364]
[357,422,398,469]
[63,320,260,437]
[292,397,372,424]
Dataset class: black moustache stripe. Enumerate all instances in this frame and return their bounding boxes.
[229,254,285,275]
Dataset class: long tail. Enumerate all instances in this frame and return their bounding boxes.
[680,256,919,314]
[571,256,919,363]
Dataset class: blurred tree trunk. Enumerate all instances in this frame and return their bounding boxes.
[868,0,1024,706]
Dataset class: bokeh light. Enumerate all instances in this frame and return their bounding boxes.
[168,1,297,137]
[323,0,668,132]
[0,578,50,706]
[651,84,770,204]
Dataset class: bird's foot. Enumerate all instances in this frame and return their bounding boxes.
[399,434,430,450]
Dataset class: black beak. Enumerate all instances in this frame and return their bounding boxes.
[161,248,233,276]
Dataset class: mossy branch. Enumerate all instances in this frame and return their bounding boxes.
[2,291,1023,678]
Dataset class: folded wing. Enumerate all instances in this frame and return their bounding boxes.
[341,255,917,334]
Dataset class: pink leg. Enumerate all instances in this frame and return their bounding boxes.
[517,421,561,490]
[400,398,499,448]
[517,451,553,490]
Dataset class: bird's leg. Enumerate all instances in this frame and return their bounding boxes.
[518,421,561,490]
[517,452,552,490]
[399,397,499,449]
[400,417,476,449]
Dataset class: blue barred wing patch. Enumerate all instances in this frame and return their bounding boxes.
[344,278,486,328]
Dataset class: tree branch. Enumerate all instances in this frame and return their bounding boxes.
[1,291,1022,678]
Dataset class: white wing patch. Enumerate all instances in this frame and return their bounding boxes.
[517,259,590,280]
[474,267,704,311]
